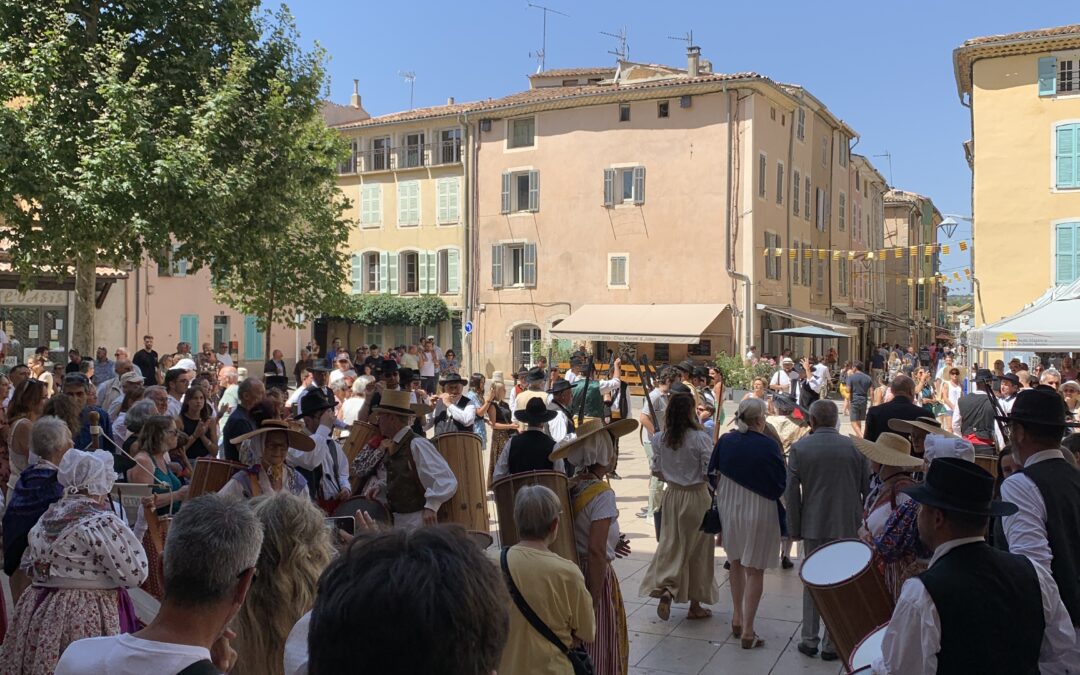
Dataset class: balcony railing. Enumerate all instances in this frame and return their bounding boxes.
[339,139,462,174]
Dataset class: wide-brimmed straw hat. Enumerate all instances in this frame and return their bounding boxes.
[887,416,957,438]
[549,418,638,461]
[230,419,314,452]
[851,432,923,468]
[372,389,431,417]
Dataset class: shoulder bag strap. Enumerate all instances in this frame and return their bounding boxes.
[176,659,222,675]
[500,547,569,655]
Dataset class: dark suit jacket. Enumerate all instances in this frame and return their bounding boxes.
[784,427,869,540]
[863,395,928,441]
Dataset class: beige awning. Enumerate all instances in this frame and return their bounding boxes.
[756,304,858,337]
[550,304,730,344]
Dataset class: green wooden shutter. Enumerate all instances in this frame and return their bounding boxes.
[350,254,361,293]
[633,166,646,205]
[447,248,460,294]
[378,251,389,292]
[500,173,511,213]
[603,168,615,206]
[523,243,537,286]
[1056,223,1078,284]
[243,316,264,360]
[1057,124,1078,188]
[491,245,503,288]
[388,253,399,294]
[419,251,430,294]
[179,315,199,348]
[1039,56,1057,97]
[528,170,539,211]
[427,251,437,293]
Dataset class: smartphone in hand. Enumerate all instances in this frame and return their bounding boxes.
[325,516,354,536]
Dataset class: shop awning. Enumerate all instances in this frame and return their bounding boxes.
[550,304,730,344]
[832,304,868,322]
[968,278,1080,350]
[756,304,858,337]
[873,313,910,330]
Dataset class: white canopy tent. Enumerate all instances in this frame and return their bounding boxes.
[968,278,1080,350]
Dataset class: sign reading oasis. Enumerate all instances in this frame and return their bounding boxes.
[0,289,68,306]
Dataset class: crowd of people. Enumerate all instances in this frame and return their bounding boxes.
[1,330,1079,674]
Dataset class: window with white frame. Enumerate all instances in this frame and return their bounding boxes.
[438,128,461,164]
[370,136,391,171]
[360,184,382,227]
[839,191,846,231]
[436,248,461,295]
[758,153,767,198]
[338,139,359,174]
[500,170,539,213]
[491,242,537,288]
[796,108,805,141]
[364,252,380,292]
[514,325,542,370]
[792,169,801,215]
[436,177,460,224]
[1056,123,1080,189]
[1058,57,1078,94]
[603,167,645,206]
[400,251,419,293]
[402,132,425,168]
[775,162,784,205]
[397,181,420,226]
[791,239,800,286]
[608,254,629,288]
[508,117,535,148]
[764,232,781,280]
[804,176,811,220]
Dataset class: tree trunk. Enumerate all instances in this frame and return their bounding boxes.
[73,254,97,356]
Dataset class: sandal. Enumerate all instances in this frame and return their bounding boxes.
[656,591,672,621]
[731,623,742,637]
[741,635,765,649]
[686,607,712,620]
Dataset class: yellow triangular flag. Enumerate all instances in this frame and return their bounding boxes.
[894,248,903,259]
[832,251,841,260]
[788,249,797,259]
[942,244,950,255]
[818,250,826,260]
[959,241,968,251]
[848,251,856,260]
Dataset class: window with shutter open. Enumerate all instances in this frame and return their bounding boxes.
[1057,123,1079,189]
[1040,56,1058,97]
[603,168,615,206]
[523,243,537,286]
[500,173,511,214]
[379,252,389,292]
[632,166,645,204]
[350,254,361,293]
[387,252,399,294]
[528,171,539,211]
[491,244,503,288]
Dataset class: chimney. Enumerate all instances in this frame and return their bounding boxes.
[350,79,362,108]
[447,96,455,105]
[687,46,701,78]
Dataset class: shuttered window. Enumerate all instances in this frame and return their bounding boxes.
[1056,123,1080,189]
[360,184,382,227]
[802,244,811,286]
[436,177,460,224]
[839,192,846,231]
[764,232,781,280]
[791,239,800,286]
[758,154,767,198]
[804,177,811,220]
[179,315,199,349]
[775,162,784,205]
[603,167,645,205]
[491,243,537,288]
[397,181,420,226]
[792,170,801,215]
[1056,222,1080,284]
[350,254,362,293]
[243,316,264,360]
[437,249,460,295]
[501,171,539,212]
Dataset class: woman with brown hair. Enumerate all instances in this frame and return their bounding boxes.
[7,379,48,479]
[177,386,218,461]
[639,390,717,621]
[28,355,54,396]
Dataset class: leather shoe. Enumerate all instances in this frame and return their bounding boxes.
[821,651,839,662]
[797,643,818,657]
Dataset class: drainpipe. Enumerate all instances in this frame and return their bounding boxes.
[458,109,476,373]
[724,86,753,352]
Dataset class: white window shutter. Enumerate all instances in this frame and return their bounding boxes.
[500,173,511,214]
[428,250,437,292]
[350,254,361,293]
[388,253,399,294]
[491,244,503,288]
[397,183,407,224]
[524,243,537,286]
[633,166,645,204]
[379,251,389,293]
[447,249,460,294]
[603,168,615,206]
[528,170,539,211]
[419,251,430,294]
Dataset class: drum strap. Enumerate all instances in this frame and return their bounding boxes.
[572,481,613,515]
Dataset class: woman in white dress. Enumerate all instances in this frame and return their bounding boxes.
[936,367,963,433]
[639,390,717,621]
[707,398,786,649]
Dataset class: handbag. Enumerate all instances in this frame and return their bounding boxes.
[700,502,722,534]
[500,548,594,675]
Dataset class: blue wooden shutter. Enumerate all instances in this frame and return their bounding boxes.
[447,248,460,294]
[633,166,646,204]
[179,315,199,348]
[243,316,264,360]
[378,251,389,292]
[1039,56,1057,97]
[1057,124,1078,188]
[350,254,361,293]
[500,173,511,214]
[1056,223,1078,284]
[523,243,537,286]
[491,244,503,288]
[528,170,539,211]
[603,168,615,206]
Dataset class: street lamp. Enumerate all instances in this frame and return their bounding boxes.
[938,213,986,327]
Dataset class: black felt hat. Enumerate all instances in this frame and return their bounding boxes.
[901,457,1017,517]
[514,397,557,424]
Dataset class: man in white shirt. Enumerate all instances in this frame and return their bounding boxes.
[770,357,800,397]
[997,372,1019,414]
[873,457,1074,674]
[4,363,29,407]
[800,356,830,404]
[546,379,575,444]
[288,391,351,512]
[55,494,262,675]
[431,374,477,437]
[215,342,233,368]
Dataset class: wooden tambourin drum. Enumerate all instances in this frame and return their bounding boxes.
[342,422,379,465]
[332,496,391,524]
[974,453,998,479]
[847,622,888,673]
[143,503,172,559]
[799,539,894,666]
[435,432,489,533]
[491,470,579,565]
[188,458,246,498]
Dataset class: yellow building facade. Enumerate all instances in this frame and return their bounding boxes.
[955,25,1080,327]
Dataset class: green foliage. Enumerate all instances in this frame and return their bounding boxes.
[0,1,352,349]
[712,352,776,390]
[338,295,449,328]
[530,339,574,365]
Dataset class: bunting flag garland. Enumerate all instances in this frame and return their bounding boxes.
[942,245,950,254]
[959,241,968,251]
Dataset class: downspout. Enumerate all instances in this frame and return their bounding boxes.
[458,110,476,373]
[724,85,753,352]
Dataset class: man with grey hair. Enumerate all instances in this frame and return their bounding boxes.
[56,494,264,674]
[97,358,137,416]
[222,377,264,461]
[786,399,869,662]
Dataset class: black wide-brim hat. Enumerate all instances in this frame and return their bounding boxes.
[995,386,1080,428]
[514,397,557,424]
[307,362,330,373]
[547,379,572,394]
[525,366,546,383]
[440,374,468,386]
[901,457,1018,517]
[294,390,335,419]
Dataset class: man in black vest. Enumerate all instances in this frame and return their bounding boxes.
[491,398,565,481]
[431,374,476,437]
[288,390,351,513]
[546,379,575,445]
[1000,387,1080,668]
[875,457,1074,674]
[953,368,999,451]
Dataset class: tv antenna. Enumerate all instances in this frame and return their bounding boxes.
[527,3,569,73]
[873,150,894,185]
[601,27,629,63]
[667,30,693,48]
[397,70,416,110]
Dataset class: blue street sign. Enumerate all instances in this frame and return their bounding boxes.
[464,321,474,335]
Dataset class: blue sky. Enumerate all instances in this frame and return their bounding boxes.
[289,1,1078,296]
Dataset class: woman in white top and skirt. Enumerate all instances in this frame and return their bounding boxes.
[639,389,717,621]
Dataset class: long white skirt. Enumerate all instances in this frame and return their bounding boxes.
[716,476,780,570]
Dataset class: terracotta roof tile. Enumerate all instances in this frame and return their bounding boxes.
[961,24,1080,47]
[953,24,1080,97]
[528,67,617,79]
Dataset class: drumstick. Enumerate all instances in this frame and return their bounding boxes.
[88,410,101,450]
